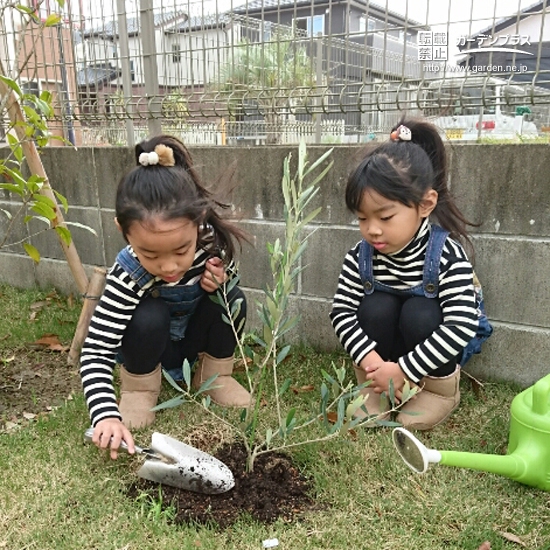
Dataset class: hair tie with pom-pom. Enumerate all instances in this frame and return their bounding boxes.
[390,125,412,142]
[138,144,176,167]
[138,151,159,166]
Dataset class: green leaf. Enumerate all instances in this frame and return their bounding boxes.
[44,14,62,26]
[28,215,50,226]
[182,359,192,389]
[23,243,40,263]
[278,378,292,397]
[265,428,273,446]
[162,369,185,392]
[151,395,186,411]
[0,75,22,97]
[31,201,56,221]
[276,345,291,366]
[64,221,97,236]
[53,190,69,213]
[54,226,72,246]
[388,379,396,407]
[40,90,53,103]
[303,147,334,176]
[195,374,222,395]
[6,134,23,163]
[0,183,24,197]
[285,408,296,428]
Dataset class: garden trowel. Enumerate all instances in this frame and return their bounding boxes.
[84,428,234,494]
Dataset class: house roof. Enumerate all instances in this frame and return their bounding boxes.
[76,65,120,88]
[167,14,230,33]
[84,10,187,39]
[233,0,425,28]
[464,1,545,42]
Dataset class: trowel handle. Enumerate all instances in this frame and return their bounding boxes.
[83,427,144,454]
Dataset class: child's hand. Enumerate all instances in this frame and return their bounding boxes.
[201,257,227,293]
[92,418,134,460]
[363,361,408,401]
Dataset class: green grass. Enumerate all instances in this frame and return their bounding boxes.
[1,285,549,549]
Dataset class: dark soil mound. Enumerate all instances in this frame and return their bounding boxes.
[129,442,321,529]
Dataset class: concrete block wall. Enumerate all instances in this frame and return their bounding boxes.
[0,143,548,387]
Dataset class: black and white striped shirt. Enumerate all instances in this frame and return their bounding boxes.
[329,219,479,382]
[80,245,228,427]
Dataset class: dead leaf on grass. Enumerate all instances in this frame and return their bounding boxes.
[477,542,491,550]
[30,300,49,311]
[28,333,69,352]
[291,384,315,394]
[22,412,37,420]
[498,532,527,547]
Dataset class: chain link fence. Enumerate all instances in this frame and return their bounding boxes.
[2,0,550,145]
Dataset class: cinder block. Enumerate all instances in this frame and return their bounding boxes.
[449,144,550,236]
[236,221,284,290]
[94,147,135,209]
[302,225,361,299]
[471,234,550,327]
[101,209,126,267]
[40,147,99,207]
[465,322,550,387]
[29,207,105,266]
[0,252,36,288]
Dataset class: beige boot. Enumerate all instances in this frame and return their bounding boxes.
[119,364,161,429]
[192,352,251,408]
[396,366,460,430]
[353,363,390,422]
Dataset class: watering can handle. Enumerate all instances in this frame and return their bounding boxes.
[532,374,550,416]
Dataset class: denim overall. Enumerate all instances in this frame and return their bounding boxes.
[116,247,205,342]
[358,224,493,366]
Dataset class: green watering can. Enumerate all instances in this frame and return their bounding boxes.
[393,373,550,491]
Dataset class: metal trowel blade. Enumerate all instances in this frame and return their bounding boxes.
[136,432,235,494]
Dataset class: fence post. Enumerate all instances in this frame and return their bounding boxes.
[117,0,135,146]
[140,0,162,137]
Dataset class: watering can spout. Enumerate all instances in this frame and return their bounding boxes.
[439,450,525,480]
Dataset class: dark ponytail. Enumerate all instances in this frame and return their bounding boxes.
[117,134,248,262]
[345,117,476,254]
[402,119,476,251]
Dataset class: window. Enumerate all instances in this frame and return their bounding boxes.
[21,81,40,97]
[359,16,376,33]
[295,14,324,37]
[172,44,181,63]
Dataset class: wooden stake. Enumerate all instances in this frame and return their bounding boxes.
[67,267,107,366]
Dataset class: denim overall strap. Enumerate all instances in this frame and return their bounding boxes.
[357,240,375,295]
[116,247,155,289]
[422,225,449,298]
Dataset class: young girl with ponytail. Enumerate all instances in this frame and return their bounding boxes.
[80,135,249,458]
[330,119,492,430]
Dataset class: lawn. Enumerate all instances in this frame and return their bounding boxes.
[0,284,548,550]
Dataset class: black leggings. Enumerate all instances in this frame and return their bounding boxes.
[358,292,457,378]
[120,287,246,375]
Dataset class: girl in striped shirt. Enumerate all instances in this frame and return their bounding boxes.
[81,135,249,459]
[330,119,486,430]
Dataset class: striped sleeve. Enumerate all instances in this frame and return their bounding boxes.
[398,239,479,382]
[329,243,378,365]
[79,265,146,427]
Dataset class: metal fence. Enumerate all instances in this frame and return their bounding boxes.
[2,0,550,145]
